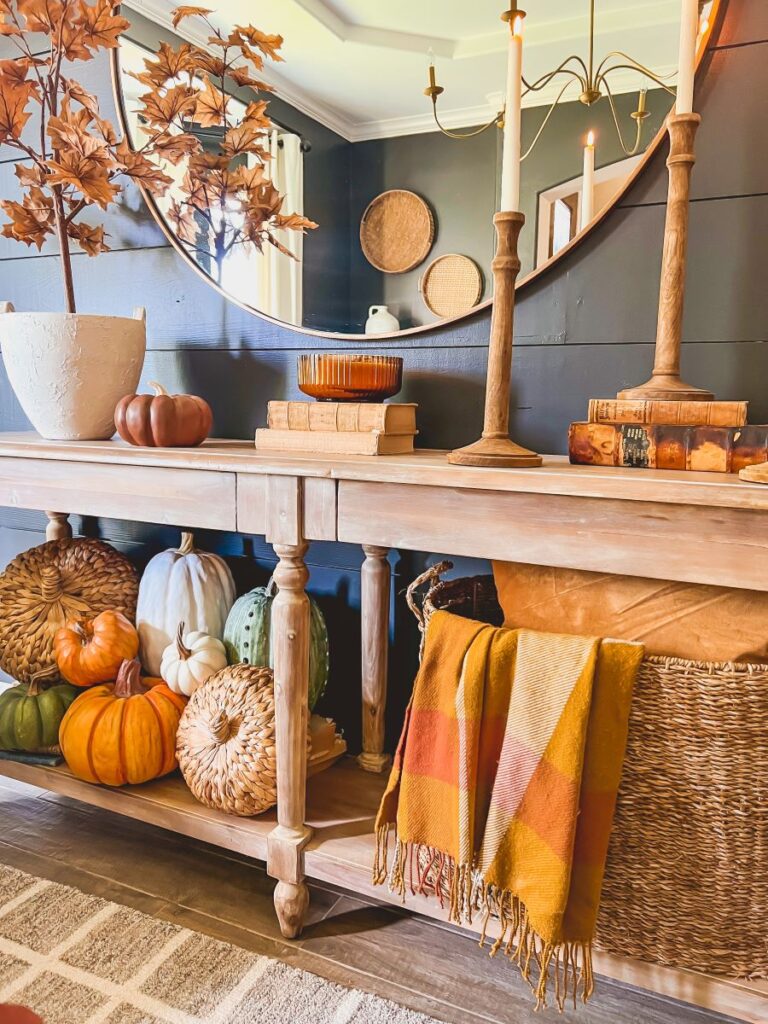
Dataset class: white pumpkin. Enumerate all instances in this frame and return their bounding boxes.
[137,532,236,675]
[160,622,228,696]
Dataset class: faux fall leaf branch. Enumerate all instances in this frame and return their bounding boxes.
[0,0,317,312]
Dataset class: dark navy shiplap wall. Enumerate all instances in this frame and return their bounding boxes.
[0,0,766,750]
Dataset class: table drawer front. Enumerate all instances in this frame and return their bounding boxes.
[0,457,236,531]
[338,480,768,591]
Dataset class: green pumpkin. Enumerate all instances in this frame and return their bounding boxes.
[223,579,329,711]
[0,675,79,753]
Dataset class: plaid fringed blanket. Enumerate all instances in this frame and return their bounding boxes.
[374,610,643,1010]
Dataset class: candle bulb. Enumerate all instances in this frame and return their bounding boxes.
[676,0,698,114]
[500,14,524,212]
[580,130,595,230]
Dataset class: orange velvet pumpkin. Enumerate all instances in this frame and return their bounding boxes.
[115,382,213,448]
[59,658,187,786]
[54,610,139,688]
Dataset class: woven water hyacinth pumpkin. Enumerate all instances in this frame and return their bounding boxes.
[177,663,302,816]
[0,539,138,685]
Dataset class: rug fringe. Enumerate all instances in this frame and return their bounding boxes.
[374,839,595,1011]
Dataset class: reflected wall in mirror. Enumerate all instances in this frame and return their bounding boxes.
[116,0,714,337]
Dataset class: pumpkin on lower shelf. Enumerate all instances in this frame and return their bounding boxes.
[136,531,236,676]
[115,382,213,448]
[223,579,329,710]
[54,610,139,688]
[59,658,186,786]
[160,622,227,696]
[0,671,79,753]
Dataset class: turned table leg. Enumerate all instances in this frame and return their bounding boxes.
[267,540,312,938]
[358,545,392,774]
[45,512,72,541]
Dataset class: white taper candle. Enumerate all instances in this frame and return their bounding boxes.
[500,15,523,212]
[580,130,595,230]
[676,0,698,113]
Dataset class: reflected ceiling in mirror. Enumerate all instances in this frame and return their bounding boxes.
[116,0,714,337]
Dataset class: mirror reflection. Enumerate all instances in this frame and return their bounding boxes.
[117,1,711,335]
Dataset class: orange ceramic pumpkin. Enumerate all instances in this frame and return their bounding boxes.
[54,610,139,688]
[59,658,186,786]
[115,382,213,448]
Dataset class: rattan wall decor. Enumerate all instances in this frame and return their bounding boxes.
[0,539,138,685]
[420,253,483,317]
[360,190,435,273]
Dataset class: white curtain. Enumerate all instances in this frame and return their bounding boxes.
[253,131,304,326]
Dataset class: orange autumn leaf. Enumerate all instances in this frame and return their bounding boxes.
[135,41,197,87]
[187,48,228,78]
[193,75,228,128]
[234,25,284,62]
[0,187,54,249]
[14,160,44,187]
[139,83,197,127]
[274,212,318,232]
[67,220,110,255]
[0,78,33,143]
[114,139,173,196]
[16,0,63,33]
[47,114,112,165]
[79,0,130,50]
[171,5,212,28]
[167,198,198,243]
[46,152,120,208]
[233,163,266,192]
[228,65,273,92]
[221,122,267,158]
[150,131,200,165]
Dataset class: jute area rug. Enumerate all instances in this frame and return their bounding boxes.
[0,864,437,1024]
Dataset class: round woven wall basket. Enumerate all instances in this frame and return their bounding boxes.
[420,254,483,318]
[0,538,138,685]
[406,564,768,979]
[360,190,434,274]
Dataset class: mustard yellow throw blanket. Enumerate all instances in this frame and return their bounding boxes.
[374,610,643,1010]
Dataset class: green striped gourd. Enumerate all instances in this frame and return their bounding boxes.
[223,579,329,711]
[0,672,79,753]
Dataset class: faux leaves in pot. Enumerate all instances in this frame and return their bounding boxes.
[115,382,213,448]
[136,531,236,676]
[223,578,329,710]
[0,538,139,685]
[0,671,79,753]
[59,658,186,786]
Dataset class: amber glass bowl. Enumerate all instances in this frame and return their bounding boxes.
[297,354,403,402]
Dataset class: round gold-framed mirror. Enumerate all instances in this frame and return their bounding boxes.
[111,0,720,341]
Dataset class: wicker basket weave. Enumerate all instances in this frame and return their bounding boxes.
[406,563,768,979]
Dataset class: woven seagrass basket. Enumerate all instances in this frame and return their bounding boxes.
[406,563,768,979]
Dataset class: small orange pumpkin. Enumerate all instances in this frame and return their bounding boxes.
[59,658,186,786]
[115,382,213,448]
[54,610,139,688]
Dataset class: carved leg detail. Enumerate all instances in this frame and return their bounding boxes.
[45,512,72,542]
[267,541,313,939]
[358,545,392,774]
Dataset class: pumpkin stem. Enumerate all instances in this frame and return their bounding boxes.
[209,710,232,743]
[177,532,195,555]
[114,659,147,698]
[148,381,169,397]
[71,619,90,645]
[266,576,278,599]
[39,565,62,603]
[28,666,59,697]
[175,621,192,660]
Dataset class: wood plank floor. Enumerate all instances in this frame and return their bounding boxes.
[0,775,742,1024]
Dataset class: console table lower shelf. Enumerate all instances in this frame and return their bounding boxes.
[0,756,765,1023]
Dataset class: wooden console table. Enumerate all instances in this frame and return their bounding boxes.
[0,433,765,1022]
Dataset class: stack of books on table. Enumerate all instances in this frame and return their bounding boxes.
[255,401,418,456]
[568,399,768,473]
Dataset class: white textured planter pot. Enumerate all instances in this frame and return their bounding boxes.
[0,304,146,441]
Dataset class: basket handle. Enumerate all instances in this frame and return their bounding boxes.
[405,560,453,628]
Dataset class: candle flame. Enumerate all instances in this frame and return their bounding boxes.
[586,130,595,147]
[513,14,524,36]
[698,16,709,35]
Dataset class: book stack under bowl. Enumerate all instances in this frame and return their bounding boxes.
[568,399,768,473]
[255,401,418,456]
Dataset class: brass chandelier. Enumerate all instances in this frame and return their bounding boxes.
[424,0,685,158]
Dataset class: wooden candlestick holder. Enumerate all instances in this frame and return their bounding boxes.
[448,211,541,468]
[618,112,714,402]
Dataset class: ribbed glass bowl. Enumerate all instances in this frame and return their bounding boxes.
[297,354,403,402]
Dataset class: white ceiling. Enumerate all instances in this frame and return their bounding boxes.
[125,0,691,141]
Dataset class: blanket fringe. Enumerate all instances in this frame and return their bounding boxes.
[373,835,595,1012]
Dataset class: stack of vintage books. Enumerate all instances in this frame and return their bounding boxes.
[255,401,418,456]
[569,399,768,473]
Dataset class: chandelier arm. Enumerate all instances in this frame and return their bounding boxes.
[595,62,676,97]
[521,79,578,161]
[603,79,644,157]
[595,50,678,85]
[523,56,588,95]
[431,102,501,139]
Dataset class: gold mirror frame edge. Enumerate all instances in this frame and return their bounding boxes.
[109,0,723,343]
